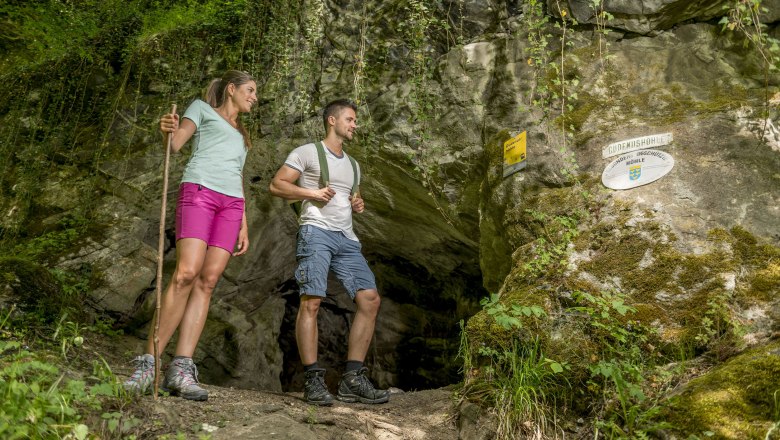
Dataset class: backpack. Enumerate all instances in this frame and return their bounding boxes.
[289,141,360,216]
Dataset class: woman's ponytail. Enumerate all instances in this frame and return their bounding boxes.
[205,78,223,108]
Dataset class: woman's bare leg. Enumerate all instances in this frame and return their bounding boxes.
[173,246,232,357]
[144,238,208,355]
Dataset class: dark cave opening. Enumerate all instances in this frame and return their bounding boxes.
[277,253,486,393]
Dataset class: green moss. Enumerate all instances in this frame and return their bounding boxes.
[730,226,780,266]
[710,226,780,302]
[571,215,780,354]
[0,257,85,324]
[677,255,717,289]
[750,262,780,301]
[4,212,103,266]
[504,182,595,256]
[464,286,550,352]
[559,91,602,133]
[662,340,780,439]
[578,219,686,308]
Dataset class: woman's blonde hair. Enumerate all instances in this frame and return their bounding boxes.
[205,70,254,149]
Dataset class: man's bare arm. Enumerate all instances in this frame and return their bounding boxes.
[269,165,335,202]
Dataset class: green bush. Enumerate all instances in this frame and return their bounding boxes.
[0,340,86,439]
[0,300,141,440]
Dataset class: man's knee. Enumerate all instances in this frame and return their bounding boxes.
[298,295,323,317]
[355,289,380,314]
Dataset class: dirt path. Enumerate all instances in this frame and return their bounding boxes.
[102,334,462,439]
[134,385,459,439]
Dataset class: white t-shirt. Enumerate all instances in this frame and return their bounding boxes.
[181,99,247,198]
[284,142,360,241]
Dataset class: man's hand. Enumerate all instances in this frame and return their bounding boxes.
[310,186,336,203]
[350,194,365,213]
[233,225,249,256]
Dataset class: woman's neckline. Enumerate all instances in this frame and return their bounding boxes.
[204,101,239,131]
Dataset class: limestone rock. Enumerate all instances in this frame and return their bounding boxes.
[550,0,730,34]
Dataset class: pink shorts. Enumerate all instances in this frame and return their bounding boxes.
[175,183,245,253]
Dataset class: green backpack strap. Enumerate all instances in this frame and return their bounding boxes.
[315,141,329,188]
[290,199,302,216]
[289,142,360,215]
[289,141,331,216]
[347,154,359,197]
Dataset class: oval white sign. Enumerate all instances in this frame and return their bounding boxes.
[602,149,674,190]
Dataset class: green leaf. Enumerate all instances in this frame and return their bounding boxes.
[611,299,631,315]
[89,382,115,396]
[108,417,119,433]
[73,424,89,440]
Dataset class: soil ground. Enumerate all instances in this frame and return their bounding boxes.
[106,335,461,440]
[133,386,459,439]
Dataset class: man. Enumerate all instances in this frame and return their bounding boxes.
[269,99,389,406]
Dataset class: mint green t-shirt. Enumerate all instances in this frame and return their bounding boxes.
[180,99,247,198]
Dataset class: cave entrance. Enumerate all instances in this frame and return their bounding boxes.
[277,253,486,393]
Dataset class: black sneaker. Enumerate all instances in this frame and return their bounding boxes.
[303,368,333,406]
[336,367,390,404]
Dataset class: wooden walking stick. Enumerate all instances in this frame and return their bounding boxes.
[153,103,176,400]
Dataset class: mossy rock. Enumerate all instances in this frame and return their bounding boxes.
[466,182,780,432]
[750,262,780,301]
[0,257,81,324]
[466,286,550,350]
[660,340,780,439]
[573,215,780,354]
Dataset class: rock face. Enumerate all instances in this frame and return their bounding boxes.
[550,0,731,34]
[0,2,778,433]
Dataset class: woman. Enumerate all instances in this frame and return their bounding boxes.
[124,70,257,401]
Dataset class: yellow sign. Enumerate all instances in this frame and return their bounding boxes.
[503,131,527,177]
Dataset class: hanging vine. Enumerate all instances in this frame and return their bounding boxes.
[719,0,780,141]
[398,0,455,225]
[522,0,582,184]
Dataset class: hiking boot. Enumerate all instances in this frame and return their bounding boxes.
[162,357,208,401]
[336,367,389,404]
[123,354,155,395]
[303,368,333,406]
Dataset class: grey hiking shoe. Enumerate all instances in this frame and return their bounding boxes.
[123,354,155,395]
[162,357,208,401]
[336,367,389,404]
[303,368,333,406]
